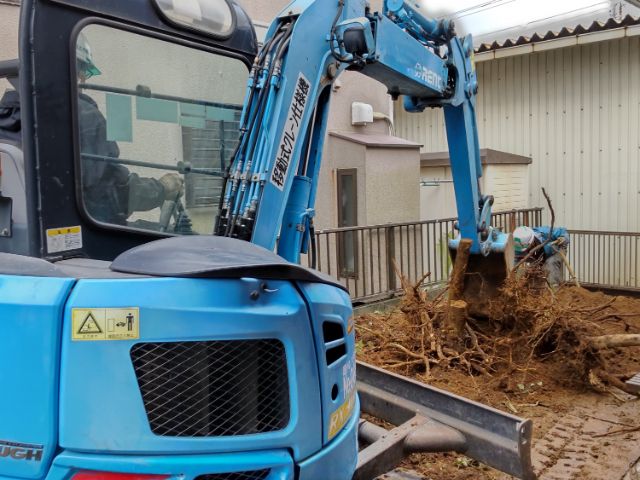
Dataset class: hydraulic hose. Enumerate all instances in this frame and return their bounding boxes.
[224,21,295,237]
[214,23,291,234]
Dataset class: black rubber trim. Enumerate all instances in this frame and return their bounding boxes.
[0,59,19,78]
[111,236,347,291]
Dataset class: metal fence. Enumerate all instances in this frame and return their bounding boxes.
[304,208,543,303]
[567,230,640,291]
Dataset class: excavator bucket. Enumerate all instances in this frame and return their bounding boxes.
[449,234,515,317]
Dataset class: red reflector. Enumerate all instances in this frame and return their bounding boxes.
[73,472,169,480]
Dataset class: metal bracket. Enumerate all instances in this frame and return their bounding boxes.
[0,195,11,237]
[356,362,536,480]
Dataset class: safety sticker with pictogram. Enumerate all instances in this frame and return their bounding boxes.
[72,308,139,341]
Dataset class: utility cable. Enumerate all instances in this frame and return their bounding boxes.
[445,0,510,19]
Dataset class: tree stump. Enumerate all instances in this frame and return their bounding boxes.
[446,239,472,340]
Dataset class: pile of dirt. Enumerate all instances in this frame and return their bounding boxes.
[357,267,640,395]
[356,268,640,479]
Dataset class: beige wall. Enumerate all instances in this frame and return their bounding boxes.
[484,164,529,213]
[309,136,420,297]
[316,138,365,230]
[317,137,420,229]
[364,147,420,225]
[328,71,391,135]
[420,166,456,221]
[236,0,289,23]
[0,4,19,61]
[237,0,384,24]
[0,4,20,91]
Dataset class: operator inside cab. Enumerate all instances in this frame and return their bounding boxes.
[0,89,20,146]
[76,33,183,226]
[72,24,247,236]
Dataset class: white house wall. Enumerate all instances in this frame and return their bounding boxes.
[420,167,456,221]
[483,164,530,212]
[396,36,640,232]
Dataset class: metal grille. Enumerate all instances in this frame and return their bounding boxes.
[195,471,270,480]
[131,340,289,437]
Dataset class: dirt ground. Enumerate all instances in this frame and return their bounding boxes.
[356,285,640,480]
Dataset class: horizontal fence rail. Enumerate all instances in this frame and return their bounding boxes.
[567,230,640,291]
[304,208,543,303]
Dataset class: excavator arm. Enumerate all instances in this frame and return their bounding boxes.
[215,0,510,269]
[213,3,531,477]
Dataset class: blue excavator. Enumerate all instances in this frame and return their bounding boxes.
[0,0,532,479]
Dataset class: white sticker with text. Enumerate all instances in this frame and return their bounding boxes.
[270,73,311,191]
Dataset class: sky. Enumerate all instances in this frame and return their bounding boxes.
[412,0,640,44]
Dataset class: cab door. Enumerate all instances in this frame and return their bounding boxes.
[18,0,256,261]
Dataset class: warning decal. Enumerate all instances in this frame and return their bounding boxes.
[46,226,82,254]
[77,313,102,335]
[328,392,356,440]
[72,308,139,341]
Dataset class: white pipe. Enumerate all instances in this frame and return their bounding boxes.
[373,112,395,135]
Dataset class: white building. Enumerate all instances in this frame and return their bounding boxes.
[397,15,640,232]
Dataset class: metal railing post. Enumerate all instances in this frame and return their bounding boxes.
[385,226,396,295]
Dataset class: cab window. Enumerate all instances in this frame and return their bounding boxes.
[75,23,246,235]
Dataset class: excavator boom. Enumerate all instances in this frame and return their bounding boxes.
[215,1,513,308]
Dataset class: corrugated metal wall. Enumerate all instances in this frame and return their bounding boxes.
[483,164,530,212]
[396,37,640,232]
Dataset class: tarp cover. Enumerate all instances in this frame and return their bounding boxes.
[0,253,68,277]
[111,235,346,291]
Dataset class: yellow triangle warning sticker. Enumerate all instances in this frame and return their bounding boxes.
[78,313,102,334]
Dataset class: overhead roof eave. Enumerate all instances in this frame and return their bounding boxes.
[475,15,640,62]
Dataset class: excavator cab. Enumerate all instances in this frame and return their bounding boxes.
[1,0,258,261]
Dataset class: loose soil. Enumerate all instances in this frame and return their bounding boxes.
[356,272,640,479]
